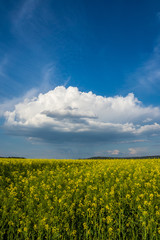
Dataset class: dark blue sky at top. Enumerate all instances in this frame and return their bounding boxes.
[0,0,160,103]
[1,0,160,158]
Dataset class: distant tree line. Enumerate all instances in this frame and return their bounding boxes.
[0,156,26,159]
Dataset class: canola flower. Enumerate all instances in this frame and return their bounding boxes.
[0,158,160,239]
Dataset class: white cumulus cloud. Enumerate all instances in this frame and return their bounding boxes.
[128,148,137,155]
[107,150,120,155]
[3,86,160,143]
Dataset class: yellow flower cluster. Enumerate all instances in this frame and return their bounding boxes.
[0,158,160,239]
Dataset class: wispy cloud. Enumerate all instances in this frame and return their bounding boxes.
[119,139,147,144]
[40,63,70,94]
[40,63,56,93]
[11,0,43,51]
[129,37,160,94]
[126,12,160,95]
[63,76,71,88]
[13,0,39,29]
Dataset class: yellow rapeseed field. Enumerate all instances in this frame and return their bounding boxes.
[0,158,160,239]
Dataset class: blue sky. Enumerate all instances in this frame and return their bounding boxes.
[1,0,160,158]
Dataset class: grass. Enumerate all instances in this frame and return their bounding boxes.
[0,158,160,239]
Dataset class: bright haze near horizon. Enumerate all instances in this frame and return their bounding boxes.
[1,0,160,159]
